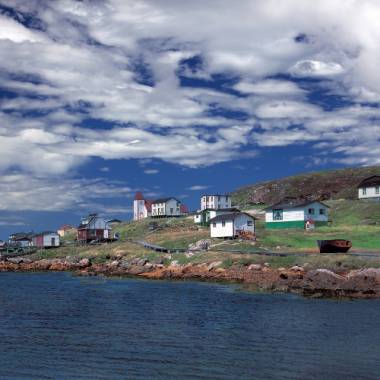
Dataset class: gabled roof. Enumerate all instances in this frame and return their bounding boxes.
[34,231,59,237]
[197,207,240,214]
[264,199,330,211]
[134,191,145,201]
[152,197,179,204]
[357,175,380,188]
[209,212,255,223]
[77,214,105,229]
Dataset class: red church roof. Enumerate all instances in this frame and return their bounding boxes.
[134,191,145,201]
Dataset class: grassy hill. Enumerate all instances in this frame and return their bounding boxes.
[232,166,380,207]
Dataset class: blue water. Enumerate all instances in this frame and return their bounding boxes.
[0,273,379,379]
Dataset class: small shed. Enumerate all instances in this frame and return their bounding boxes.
[8,232,34,247]
[209,212,255,239]
[357,175,380,200]
[33,231,60,248]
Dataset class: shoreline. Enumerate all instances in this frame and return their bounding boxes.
[2,257,380,299]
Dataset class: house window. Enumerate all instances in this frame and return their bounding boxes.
[247,220,253,226]
[218,196,221,201]
[308,208,315,215]
[273,209,283,221]
[212,223,216,227]
[319,209,325,215]
[376,187,380,195]
[222,221,226,227]
[170,208,174,214]
[363,188,367,195]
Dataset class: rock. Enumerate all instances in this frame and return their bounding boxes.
[264,262,270,267]
[6,257,24,264]
[302,263,311,270]
[277,267,286,271]
[290,265,304,272]
[207,261,223,271]
[144,263,153,270]
[170,260,179,267]
[137,258,148,266]
[110,260,119,268]
[248,264,262,271]
[127,266,147,275]
[303,269,344,289]
[185,252,194,258]
[188,239,211,251]
[78,258,91,268]
[215,267,226,273]
[119,260,129,269]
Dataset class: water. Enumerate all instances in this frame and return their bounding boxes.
[0,273,379,380]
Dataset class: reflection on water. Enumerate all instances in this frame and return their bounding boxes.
[0,272,379,379]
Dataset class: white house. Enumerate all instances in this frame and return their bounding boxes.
[265,200,329,229]
[151,198,181,217]
[194,208,240,225]
[209,212,255,238]
[201,195,231,211]
[358,176,380,200]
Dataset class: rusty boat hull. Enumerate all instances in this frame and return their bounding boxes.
[317,239,352,253]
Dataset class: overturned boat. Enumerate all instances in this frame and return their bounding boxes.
[317,239,352,253]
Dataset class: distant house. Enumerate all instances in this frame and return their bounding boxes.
[194,208,240,226]
[8,232,34,247]
[133,192,153,220]
[209,212,255,238]
[357,176,380,200]
[33,231,60,248]
[265,199,329,229]
[201,195,231,211]
[151,198,182,217]
[77,214,111,242]
[57,224,76,237]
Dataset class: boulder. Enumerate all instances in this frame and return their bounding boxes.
[303,269,344,289]
[110,260,119,268]
[248,264,262,271]
[78,258,91,268]
[6,257,24,264]
[207,261,223,271]
[289,265,304,272]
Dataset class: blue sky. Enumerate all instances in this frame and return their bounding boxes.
[0,0,380,239]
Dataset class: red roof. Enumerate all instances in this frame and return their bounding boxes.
[134,191,144,201]
[180,204,189,213]
[145,200,153,212]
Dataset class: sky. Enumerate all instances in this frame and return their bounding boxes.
[1,0,380,239]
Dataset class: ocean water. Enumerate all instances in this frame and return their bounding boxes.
[0,272,379,380]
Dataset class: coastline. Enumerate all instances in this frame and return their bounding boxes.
[2,256,380,299]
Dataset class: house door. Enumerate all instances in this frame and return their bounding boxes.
[51,237,55,246]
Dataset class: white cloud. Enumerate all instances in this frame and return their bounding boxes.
[144,169,159,174]
[187,185,209,191]
[0,0,380,189]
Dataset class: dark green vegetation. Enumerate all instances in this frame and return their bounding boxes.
[232,165,380,207]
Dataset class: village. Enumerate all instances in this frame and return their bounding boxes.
[2,174,380,255]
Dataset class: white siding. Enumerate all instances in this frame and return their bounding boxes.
[152,199,181,217]
[265,202,329,223]
[210,220,234,238]
[134,200,148,220]
[358,186,380,199]
[201,195,231,210]
[266,208,305,222]
[234,214,255,233]
[43,233,60,247]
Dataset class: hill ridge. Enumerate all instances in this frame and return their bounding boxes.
[232,165,380,207]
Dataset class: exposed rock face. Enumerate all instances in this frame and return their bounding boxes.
[1,257,380,299]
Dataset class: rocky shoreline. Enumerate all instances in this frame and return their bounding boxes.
[1,256,380,299]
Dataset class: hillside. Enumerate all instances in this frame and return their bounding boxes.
[232,166,380,207]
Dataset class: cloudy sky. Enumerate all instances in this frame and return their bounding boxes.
[0,0,380,238]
